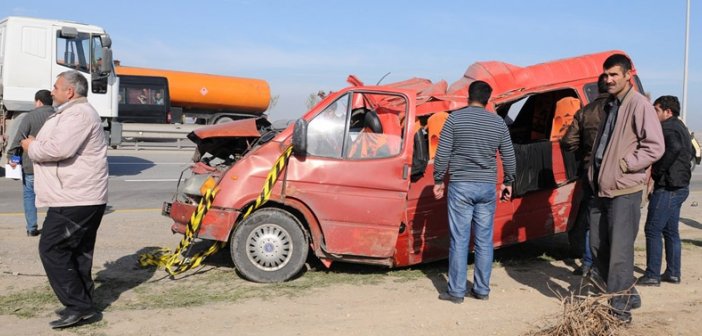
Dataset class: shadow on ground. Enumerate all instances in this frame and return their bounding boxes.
[682,238,702,248]
[93,247,158,311]
[418,233,592,299]
[680,217,702,230]
[498,233,592,299]
[141,234,590,299]
[107,156,156,176]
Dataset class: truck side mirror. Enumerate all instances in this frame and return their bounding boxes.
[292,118,307,156]
[100,34,112,48]
[100,48,113,74]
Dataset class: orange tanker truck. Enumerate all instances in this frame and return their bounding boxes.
[115,64,270,124]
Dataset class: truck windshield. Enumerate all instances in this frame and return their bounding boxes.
[56,32,91,73]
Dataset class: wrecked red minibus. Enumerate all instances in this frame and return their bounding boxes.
[162,50,643,283]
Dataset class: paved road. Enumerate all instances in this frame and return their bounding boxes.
[0,149,194,213]
[2,149,702,214]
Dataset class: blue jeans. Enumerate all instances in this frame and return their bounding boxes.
[447,181,496,297]
[580,181,596,267]
[22,173,38,232]
[644,186,689,279]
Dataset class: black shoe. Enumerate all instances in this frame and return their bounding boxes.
[54,307,68,316]
[573,264,592,277]
[49,311,96,329]
[661,273,681,284]
[469,289,489,300]
[27,229,41,237]
[636,275,660,287]
[628,289,641,310]
[438,292,464,304]
[611,309,632,324]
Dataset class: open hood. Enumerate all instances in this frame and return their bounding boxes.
[187,117,274,162]
[189,118,263,140]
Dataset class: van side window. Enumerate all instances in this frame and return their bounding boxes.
[305,92,407,160]
[345,92,406,160]
[496,89,580,196]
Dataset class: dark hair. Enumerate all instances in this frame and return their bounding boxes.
[597,73,608,94]
[468,80,492,106]
[653,95,681,117]
[603,53,632,72]
[35,89,53,106]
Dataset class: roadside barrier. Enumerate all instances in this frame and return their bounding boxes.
[119,123,199,150]
[138,145,294,276]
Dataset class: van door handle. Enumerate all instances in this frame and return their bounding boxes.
[403,164,409,180]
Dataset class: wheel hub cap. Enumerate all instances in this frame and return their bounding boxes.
[246,223,292,271]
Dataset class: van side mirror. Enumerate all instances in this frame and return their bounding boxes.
[292,118,307,156]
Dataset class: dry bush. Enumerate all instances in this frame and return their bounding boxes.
[529,279,632,336]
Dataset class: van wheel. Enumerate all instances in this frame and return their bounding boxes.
[230,208,308,283]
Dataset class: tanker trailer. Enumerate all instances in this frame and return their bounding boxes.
[115,65,270,124]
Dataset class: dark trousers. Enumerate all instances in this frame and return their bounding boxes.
[570,179,598,266]
[590,191,642,312]
[39,204,106,313]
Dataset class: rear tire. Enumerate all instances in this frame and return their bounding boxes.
[230,208,308,283]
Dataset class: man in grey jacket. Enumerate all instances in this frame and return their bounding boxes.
[8,90,54,236]
[589,54,664,323]
[21,71,108,329]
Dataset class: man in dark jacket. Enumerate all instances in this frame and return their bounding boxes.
[561,73,608,276]
[8,90,55,236]
[637,95,693,287]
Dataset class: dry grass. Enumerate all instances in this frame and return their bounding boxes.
[529,280,633,336]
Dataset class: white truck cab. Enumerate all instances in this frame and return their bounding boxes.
[0,16,121,162]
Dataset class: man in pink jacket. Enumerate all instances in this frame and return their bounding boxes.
[589,54,664,323]
[21,70,108,329]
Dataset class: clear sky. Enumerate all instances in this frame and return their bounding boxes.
[2,1,700,129]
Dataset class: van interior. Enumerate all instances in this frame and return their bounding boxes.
[413,88,582,197]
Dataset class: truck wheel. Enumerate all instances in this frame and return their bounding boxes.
[215,116,233,124]
[230,208,308,283]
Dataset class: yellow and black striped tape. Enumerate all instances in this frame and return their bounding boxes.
[139,145,294,276]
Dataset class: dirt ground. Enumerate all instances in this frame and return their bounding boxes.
[1,192,702,336]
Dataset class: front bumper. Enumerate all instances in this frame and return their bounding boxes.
[163,201,240,242]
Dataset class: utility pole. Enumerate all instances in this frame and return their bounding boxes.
[682,0,691,123]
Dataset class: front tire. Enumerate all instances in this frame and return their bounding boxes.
[230,208,308,283]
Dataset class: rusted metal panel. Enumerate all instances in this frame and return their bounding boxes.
[169,201,239,241]
[191,117,261,139]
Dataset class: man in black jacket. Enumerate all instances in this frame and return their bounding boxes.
[561,73,608,277]
[638,95,693,286]
[8,90,55,236]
